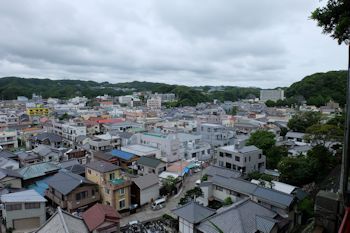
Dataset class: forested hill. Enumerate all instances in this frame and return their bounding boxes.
[0,70,347,106]
[285,70,347,106]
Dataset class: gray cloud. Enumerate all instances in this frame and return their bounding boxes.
[0,0,346,88]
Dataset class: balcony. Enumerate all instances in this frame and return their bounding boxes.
[45,190,67,208]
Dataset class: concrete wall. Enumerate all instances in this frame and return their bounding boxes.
[140,184,159,206]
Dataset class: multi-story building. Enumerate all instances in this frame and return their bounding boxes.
[147,97,162,109]
[0,130,18,150]
[26,107,50,116]
[260,88,285,102]
[131,132,182,162]
[199,123,235,149]
[48,120,87,144]
[177,133,211,160]
[85,160,132,211]
[1,190,47,232]
[216,144,266,174]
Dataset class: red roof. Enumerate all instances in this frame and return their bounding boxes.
[82,203,121,231]
[96,118,125,124]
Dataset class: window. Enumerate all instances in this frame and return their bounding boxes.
[219,152,224,157]
[218,161,224,167]
[105,188,110,194]
[6,203,22,211]
[259,153,262,159]
[25,202,40,209]
[244,157,247,162]
[226,162,232,169]
[88,169,91,174]
[76,191,88,200]
[119,199,126,209]
[109,173,115,180]
[118,188,125,195]
[235,156,240,162]
[225,153,232,158]
[215,186,223,191]
[249,156,251,162]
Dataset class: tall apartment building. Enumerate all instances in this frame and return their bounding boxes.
[199,123,235,148]
[260,88,285,102]
[216,144,266,174]
[0,130,18,149]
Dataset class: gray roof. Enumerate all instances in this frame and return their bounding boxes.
[238,145,260,153]
[256,215,279,232]
[36,207,89,233]
[253,187,295,209]
[172,201,216,224]
[137,156,163,168]
[1,189,47,203]
[0,150,17,159]
[132,173,159,190]
[32,145,53,157]
[46,171,95,195]
[85,160,119,173]
[212,175,257,195]
[197,199,278,233]
[31,132,62,143]
[212,175,295,209]
[205,165,241,179]
[0,168,22,179]
[17,162,60,180]
[286,132,305,139]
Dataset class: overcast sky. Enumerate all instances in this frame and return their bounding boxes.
[0,0,347,88]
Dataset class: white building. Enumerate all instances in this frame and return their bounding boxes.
[1,190,47,232]
[260,88,285,102]
[0,130,18,150]
[48,121,86,143]
[216,144,266,174]
[121,144,161,158]
[147,97,162,109]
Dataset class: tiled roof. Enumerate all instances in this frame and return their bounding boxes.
[172,201,216,224]
[46,171,94,195]
[1,189,47,203]
[82,203,121,231]
[205,165,241,178]
[85,160,119,173]
[137,156,162,168]
[132,173,159,190]
[16,162,60,180]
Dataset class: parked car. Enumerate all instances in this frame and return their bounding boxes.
[151,197,166,210]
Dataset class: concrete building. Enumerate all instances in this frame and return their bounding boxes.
[1,190,47,232]
[0,130,18,150]
[177,133,211,160]
[130,132,182,162]
[48,121,87,144]
[147,97,162,109]
[199,123,235,148]
[260,88,285,102]
[121,144,161,158]
[216,145,266,174]
[131,173,159,206]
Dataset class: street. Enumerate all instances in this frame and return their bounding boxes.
[120,171,202,226]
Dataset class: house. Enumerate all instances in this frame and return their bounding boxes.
[16,151,41,166]
[31,144,67,162]
[0,168,22,189]
[85,160,132,212]
[63,148,89,164]
[172,201,216,233]
[106,149,139,170]
[131,173,160,207]
[197,199,286,233]
[45,170,100,213]
[204,165,241,181]
[82,203,122,233]
[29,132,63,149]
[36,207,89,233]
[16,162,60,186]
[137,156,166,175]
[216,145,266,174]
[198,175,296,225]
[59,159,86,176]
[285,132,307,145]
[1,189,47,232]
[0,156,19,170]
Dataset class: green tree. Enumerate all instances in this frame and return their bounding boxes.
[305,124,343,145]
[311,0,350,45]
[265,100,276,107]
[265,146,288,169]
[278,156,313,186]
[223,197,233,206]
[163,176,178,195]
[287,111,322,133]
[246,130,276,154]
[230,106,238,115]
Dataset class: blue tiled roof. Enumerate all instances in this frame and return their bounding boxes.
[111,149,135,161]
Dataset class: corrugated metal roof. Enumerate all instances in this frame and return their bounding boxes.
[110,149,135,161]
[17,162,60,180]
[1,189,47,203]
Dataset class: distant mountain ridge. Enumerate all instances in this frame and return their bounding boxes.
[0,70,347,106]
